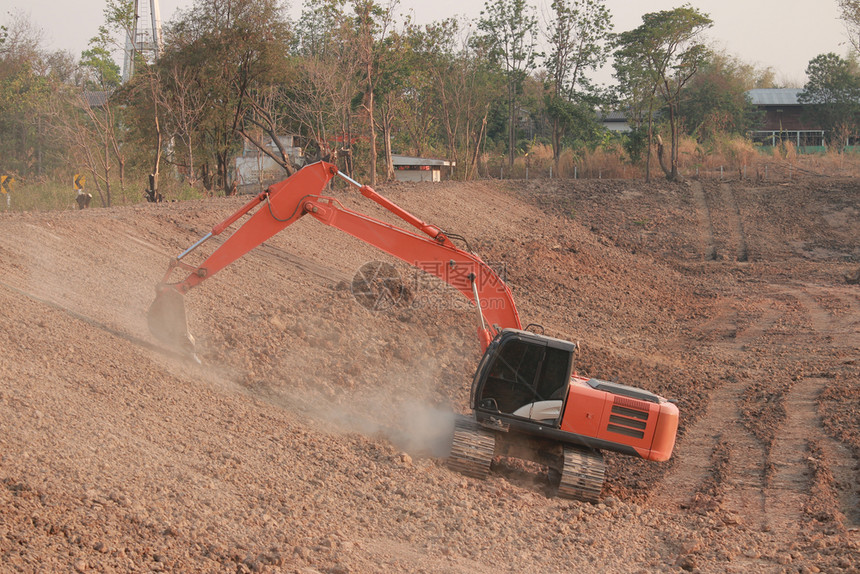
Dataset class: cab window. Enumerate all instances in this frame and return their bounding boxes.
[477,338,570,415]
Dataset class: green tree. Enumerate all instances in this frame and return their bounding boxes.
[613,4,712,181]
[79,32,121,90]
[681,51,765,142]
[543,0,612,169]
[799,53,860,149]
[395,21,443,159]
[161,0,291,193]
[612,39,659,179]
[375,26,413,181]
[293,0,348,57]
[0,12,70,178]
[477,0,539,168]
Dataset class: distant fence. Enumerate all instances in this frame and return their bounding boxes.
[477,156,857,183]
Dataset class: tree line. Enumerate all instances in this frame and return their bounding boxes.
[0,0,855,206]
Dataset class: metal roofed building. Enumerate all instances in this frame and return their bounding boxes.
[392,155,454,182]
[747,88,804,108]
[598,110,631,133]
[747,88,825,149]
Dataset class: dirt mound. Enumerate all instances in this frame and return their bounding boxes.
[0,175,858,572]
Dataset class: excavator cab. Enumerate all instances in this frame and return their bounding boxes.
[471,329,575,426]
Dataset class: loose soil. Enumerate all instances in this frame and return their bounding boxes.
[0,174,858,573]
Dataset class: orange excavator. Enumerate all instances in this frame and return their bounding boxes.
[148,161,678,502]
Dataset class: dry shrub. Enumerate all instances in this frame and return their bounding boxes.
[701,136,761,178]
[809,147,860,177]
[675,137,702,170]
[505,143,646,180]
[477,134,860,182]
[718,136,758,169]
[518,143,554,178]
[555,148,577,178]
[579,143,642,179]
[527,143,554,163]
[778,140,798,162]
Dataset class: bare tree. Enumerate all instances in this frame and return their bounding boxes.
[159,63,207,187]
[238,87,298,176]
[286,55,359,164]
[839,0,860,52]
[49,91,122,207]
[350,0,397,186]
[412,18,500,180]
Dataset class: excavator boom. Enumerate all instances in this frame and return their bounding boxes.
[148,161,521,353]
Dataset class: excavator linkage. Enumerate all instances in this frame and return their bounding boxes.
[146,161,520,355]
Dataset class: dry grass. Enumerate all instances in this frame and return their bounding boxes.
[0,176,208,213]
[480,136,860,182]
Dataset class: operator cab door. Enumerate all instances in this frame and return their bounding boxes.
[472,330,575,427]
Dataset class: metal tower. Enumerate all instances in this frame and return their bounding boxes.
[122,0,164,83]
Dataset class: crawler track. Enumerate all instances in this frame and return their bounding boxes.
[447,416,495,479]
[557,447,605,503]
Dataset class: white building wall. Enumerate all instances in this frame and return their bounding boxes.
[394,169,441,182]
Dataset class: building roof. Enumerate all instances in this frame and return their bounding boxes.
[392,155,453,167]
[597,110,628,122]
[747,88,802,106]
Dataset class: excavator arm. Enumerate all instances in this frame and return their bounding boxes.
[148,161,521,353]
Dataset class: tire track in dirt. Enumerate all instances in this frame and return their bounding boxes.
[690,181,717,261]
[819,422,860,528]
[735,304,782,348]
[720,183,749,262]
[775,284,860,527]
[769,376,860,531]
[784,283,860,343]
[651,372,767,520]
[651,299,780,525]
[661,276,860,533]
[766,375,819,538]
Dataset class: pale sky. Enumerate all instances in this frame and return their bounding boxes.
[3,0,851,87]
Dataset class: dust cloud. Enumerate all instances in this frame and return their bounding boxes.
[267,379,459,460]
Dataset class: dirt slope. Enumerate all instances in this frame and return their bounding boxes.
[0,174,858,573]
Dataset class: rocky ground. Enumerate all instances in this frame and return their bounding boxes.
[0,171,858,573]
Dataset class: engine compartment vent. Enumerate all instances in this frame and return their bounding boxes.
[606,403,650,439]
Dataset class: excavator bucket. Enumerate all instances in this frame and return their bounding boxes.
[147,286,196,353]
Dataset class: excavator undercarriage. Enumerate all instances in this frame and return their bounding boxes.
[449,417,606,502]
